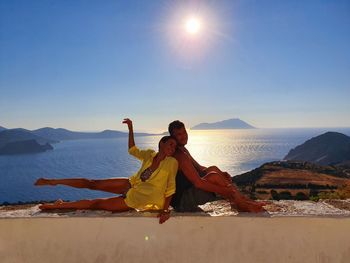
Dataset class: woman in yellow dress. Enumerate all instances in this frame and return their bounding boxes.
[35,118,178,224]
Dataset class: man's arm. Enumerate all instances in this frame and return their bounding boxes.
[183,148,207,172]
[177,154,232,197]
[186,149,228,179]
[191,157,207,172]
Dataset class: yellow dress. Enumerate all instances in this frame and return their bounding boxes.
[124,145,178,211]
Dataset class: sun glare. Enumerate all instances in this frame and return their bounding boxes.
[162,3,222,63]
[185,17,201,34]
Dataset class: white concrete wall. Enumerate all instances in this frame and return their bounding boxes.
[1,217,350,263]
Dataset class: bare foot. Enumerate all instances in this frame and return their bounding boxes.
[229,198,259,212]
[236,201,266,213]
[246,200,268,211]
[54,199,64,205]
[256,200,269,206]
[237,195,269,208]
[34,178,56,186]
[39,199,63,210]
[246,199,265,206]
[39,203,53,210]
[227,189,268,212]
[229,199,238,211]
[239,205,264,213]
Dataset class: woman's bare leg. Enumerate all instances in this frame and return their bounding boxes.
[39,196,131,212]
[35,178,130,195]
[203,172,265,212]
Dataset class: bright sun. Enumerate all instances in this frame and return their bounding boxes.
[185,17,201,35]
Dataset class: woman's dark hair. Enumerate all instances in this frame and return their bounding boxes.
[168,120,185,136]
[158,135,176,150]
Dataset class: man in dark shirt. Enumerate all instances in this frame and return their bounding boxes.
[168,120,265,212]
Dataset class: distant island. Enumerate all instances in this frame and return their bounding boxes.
[0,126,157,155]
[191,118,256,130]
[0,139,53,155]
[0,129,57,155]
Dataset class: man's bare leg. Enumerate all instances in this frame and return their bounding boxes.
[205,166,268,206]
[205,166,232,183]
[203,172,265,212]
[35,178,130,195]
[39,196,131,212]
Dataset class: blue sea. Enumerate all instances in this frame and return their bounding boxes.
[1,128,350,204]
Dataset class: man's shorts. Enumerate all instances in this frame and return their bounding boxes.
[175,187,222,212]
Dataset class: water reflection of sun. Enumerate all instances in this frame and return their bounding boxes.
[186,129,261,175]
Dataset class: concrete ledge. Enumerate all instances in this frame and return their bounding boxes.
[1,217,350,263]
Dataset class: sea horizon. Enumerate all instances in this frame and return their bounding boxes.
[1,127,350,204]
[2,125,350,134]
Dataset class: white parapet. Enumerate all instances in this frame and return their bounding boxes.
[1,216,350,263]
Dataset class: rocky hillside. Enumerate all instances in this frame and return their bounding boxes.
[232,160,350,200]
[284,132,350,166]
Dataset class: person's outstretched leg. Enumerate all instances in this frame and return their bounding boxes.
[203,172,265,212]
[204,167,268,206]
[35,178,130,194]
[39,196,131,212]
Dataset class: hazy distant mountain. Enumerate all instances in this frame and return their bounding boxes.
[32,127,123,141]
[284,132,350,166]
[0,127,158,155]
[0,126,6,131]
[31,127,156,141]
[191,118,255,130]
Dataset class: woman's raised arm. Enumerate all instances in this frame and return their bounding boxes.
[122,118,135,149]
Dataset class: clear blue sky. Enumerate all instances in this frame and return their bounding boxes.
[1,0,349,132]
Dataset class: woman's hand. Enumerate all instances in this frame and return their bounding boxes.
[157,210,171,224]
[123,118,135,149]
[122,118,133,129]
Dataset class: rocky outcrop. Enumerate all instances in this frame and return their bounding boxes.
[0,139,53,155]
[0,129,57,148]
[0,129,55,155]
[284,132,350,166]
